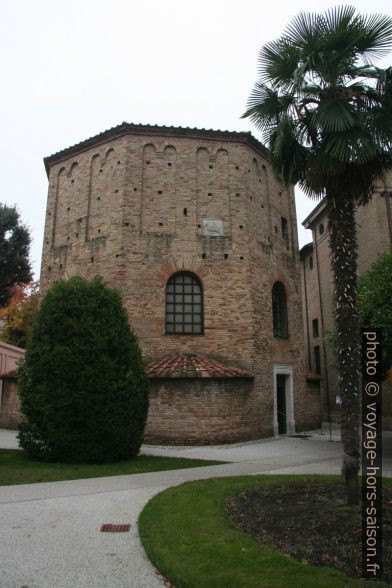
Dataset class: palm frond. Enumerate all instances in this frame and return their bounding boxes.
[325,126,378,163]
[284,10,322,48]
[258,38,301,88]
[357,13,392,57]
[242,83,296,135]
[270,118,307,185]
[300,150,347,198]
[322,5,357,34]
[243,5,392,199]
[316,97,355,132]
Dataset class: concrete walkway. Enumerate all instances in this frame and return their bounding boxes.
[1,426,391,587]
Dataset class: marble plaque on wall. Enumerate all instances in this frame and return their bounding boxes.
[203,219,224,237]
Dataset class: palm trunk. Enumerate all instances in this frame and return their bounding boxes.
[327,193,360,506]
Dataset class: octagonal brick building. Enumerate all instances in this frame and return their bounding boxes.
[40,122,320,444]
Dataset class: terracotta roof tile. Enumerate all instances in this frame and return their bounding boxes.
[147,354,253,379]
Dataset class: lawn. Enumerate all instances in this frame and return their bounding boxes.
[139,475,391,588]
[0,449,224,486]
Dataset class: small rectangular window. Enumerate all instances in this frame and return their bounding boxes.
[281,217,289,249]
[272,282,288,338]
[312,318,319,338]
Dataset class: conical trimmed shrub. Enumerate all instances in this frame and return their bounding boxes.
[18,276,149,463]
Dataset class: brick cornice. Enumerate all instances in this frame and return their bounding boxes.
[43,122,269,175]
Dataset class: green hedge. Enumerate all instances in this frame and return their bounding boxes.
[18,276,149,463]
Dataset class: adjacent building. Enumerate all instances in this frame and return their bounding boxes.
[0,341,25,429]
[300,177,392,427]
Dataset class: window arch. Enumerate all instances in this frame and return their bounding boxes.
[165,272,203,335]
[272,282,288,338]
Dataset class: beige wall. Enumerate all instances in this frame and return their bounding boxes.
[0,341,24,375]
[301,175,392,425]
[0,342,24,429]
[0,379,22,429]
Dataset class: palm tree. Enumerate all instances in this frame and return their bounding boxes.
[243,6,392,505]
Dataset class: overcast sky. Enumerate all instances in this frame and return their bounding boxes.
[1,0,392,280]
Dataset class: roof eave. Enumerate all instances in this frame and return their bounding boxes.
[148,374,254,380]
[302,197,327,229]
[43,122,270,177]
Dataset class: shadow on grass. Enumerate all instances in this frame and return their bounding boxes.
[0,449,225,486]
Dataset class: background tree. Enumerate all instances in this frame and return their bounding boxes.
[243,6,392,504]
[0,282,39,348]
[358,246,392,378]
[18,276,149,463]
[0,204,32,308]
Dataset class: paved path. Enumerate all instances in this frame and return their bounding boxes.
[1,427,391,587]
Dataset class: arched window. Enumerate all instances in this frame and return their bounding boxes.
[272,282,288,338]
[165,272,203,335]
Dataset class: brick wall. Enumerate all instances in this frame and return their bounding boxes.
[145,378,256,444]
[40,124,320,442]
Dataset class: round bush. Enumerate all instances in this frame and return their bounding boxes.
[17,276,149,463]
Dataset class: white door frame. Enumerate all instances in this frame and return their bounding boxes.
[273,364,295,436]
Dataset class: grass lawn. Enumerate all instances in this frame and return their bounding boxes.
[0,449,225,486]
[139,475,391,588]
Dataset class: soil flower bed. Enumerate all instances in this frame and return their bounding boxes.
[226,481,392,583]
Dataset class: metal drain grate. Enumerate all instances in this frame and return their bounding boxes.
[100,523,131,533]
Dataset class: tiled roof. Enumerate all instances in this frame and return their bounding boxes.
[147,353,253,379]
[44,122,269,174]
[0,369,18,379]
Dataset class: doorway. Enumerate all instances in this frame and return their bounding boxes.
[276,374,287,434]
[273,364,295,436]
